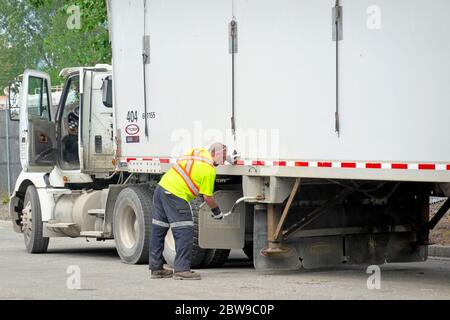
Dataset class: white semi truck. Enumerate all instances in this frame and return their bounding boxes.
[7,0,450,270]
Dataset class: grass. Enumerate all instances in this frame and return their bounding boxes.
[1,194,9,205]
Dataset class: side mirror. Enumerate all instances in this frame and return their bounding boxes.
[7,80,21,121]
[102,77,113,108]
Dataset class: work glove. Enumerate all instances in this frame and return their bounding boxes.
[226,150,240,165]
[210,206,223,220]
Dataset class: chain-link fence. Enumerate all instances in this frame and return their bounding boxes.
[0,109,21,195]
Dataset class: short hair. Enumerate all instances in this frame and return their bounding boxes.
[209,142,227,156]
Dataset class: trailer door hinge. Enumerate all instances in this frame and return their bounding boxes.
[142,35,150,64]
[332,5,343,41]
[229,19,238,54]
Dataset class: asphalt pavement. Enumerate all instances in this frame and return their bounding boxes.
[0,221,449,300]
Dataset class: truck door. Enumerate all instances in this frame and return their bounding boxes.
[81,70,115,174]
[19,70,56,172]
[57,74,81,170]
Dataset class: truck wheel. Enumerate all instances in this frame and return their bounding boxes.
[163,197,208,268]
[23,185,49,253]
[243,242,253,260]
[208,249,231,267]
[113,186,153,264]
[201,248,231,268]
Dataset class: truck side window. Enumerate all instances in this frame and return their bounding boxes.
[102,77,113,108]
[59,76,80,169]
[27,76,51,121]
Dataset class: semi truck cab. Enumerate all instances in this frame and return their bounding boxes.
[15,66,114,177]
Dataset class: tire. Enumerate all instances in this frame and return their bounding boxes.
[201,248,231,268]
[23,185,49,253]
[208,249,230,268]
[243,242,253,260]
[163,197,208,268]
[113,186,153,264]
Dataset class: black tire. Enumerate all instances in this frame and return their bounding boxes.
[23,185,49,253]
[201,248,231,268]
[243,242,253,260]
[208,249,230,268]
[163,196,209,268]
[113,186,153,264]
[201,248,215,267]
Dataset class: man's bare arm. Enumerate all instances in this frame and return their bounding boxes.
[203,195,218,209]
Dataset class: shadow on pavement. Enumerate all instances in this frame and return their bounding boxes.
[46,247,119,260]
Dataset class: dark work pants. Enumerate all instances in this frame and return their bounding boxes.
[149,185,194,273]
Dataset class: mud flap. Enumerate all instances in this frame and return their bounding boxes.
[199,190,245,250]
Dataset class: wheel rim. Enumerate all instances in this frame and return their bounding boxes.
[22,201,32,244]
[118,205,138,249]
[165,228,176,251]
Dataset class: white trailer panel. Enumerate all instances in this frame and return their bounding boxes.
[108,0,450,182]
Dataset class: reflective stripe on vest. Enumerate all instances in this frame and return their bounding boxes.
[173,162,200,196]
[172,148,214,197]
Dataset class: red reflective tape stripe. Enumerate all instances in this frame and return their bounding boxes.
[392,163,408,170]
[295,162,309,167]
[252,161,265,166]
[125,157,447,171]
[318,162,332,168]
[418,164,435,170]
[341,162,356,168]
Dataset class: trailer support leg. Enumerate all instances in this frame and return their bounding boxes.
[273,178,301,241]
[261,203,295,258]
[261,179,300,257]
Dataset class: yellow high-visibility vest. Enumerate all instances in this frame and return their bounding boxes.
[159,148,216,202]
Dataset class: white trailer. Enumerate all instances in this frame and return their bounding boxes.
[7,0,450,270]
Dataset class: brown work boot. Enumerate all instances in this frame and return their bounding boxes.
[173,271,201,280]
[151,269,174,279]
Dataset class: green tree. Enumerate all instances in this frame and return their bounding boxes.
[0,0,111,89]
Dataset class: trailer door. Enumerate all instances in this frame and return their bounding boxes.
[233,0,336,161]
[19,70,56,172]
[339,0,450,162]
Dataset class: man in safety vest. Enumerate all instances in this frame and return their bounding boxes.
[149,142,235,280]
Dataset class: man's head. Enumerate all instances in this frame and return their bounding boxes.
[209,142,227,167]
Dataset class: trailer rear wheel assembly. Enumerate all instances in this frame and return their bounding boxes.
[206,249,231,268]
[243,242,253,260]
[163,197,230,268]
[113,186,153,264]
